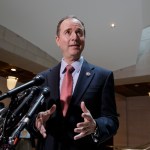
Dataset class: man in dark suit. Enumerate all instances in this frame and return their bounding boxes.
[34,15,119,150]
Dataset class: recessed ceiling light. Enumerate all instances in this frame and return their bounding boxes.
[11,68,16,71]
[110,23,116,28]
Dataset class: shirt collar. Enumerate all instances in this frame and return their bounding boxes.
[60,56,84,74]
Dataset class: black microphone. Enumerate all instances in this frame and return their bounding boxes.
[0,75,45,101]
[8,86,40,124]
[8,88,31,112]
[2,87,39,135]
[9,87,50,145]
[27,87,50,117]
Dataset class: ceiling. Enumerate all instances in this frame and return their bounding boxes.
[0,0,148,71]
[0,0,150,97]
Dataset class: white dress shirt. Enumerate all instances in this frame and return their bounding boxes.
[60,56,84,94]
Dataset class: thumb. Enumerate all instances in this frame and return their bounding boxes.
[49,104,56,114]
[81,101,92,122]
[80,101,89,113]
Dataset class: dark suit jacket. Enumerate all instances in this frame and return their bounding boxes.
[35,60,119,150]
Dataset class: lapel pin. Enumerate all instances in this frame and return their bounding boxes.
[86,72,91,76]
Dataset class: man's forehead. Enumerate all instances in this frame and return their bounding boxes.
[61,18,83,28]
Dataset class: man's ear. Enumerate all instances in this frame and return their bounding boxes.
[55,36,60,47]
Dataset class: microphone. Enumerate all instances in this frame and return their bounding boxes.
[9,87,50,145]
[7,86,40,126]
[27,87,50,117]
[0,75,45,101]
[8,88,31,112]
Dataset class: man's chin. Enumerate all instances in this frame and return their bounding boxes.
[70,48,81,53]
[70,51,81,56]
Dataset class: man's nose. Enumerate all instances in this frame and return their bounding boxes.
[70,32,78,40]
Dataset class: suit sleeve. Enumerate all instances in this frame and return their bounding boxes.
[95,71,119,144]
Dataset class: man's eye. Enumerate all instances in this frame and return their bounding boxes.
[77,30,83,36]
[65,30,71,35]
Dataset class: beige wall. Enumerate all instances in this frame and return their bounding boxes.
[114,95,150,148]
[114,94,127,147]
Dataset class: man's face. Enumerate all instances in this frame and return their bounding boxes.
[56,18,85,60]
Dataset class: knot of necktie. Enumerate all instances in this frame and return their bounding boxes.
[65,65,74,74]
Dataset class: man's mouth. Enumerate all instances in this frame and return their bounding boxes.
[69,44,80,47]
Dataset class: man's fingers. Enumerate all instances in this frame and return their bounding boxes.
[74,126,88,133]
[74,133,84,140]
[49,104,56,114]
[76,122,90,128]
[74,132,87,140]
[36,117,43,129]
[73,101,97,141]
[35,104,56,136]
[40,125,47,138]
[39,104,56,121]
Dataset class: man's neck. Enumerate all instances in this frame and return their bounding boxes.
[63,56,80,64]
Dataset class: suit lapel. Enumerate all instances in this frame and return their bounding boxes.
[47,63,61,101]
[72,60,95,104]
